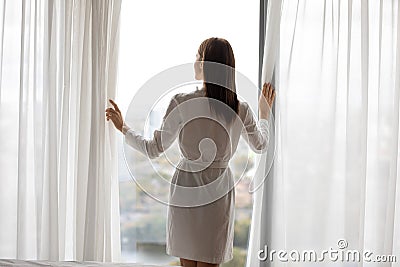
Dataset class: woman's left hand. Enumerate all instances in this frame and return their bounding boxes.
[105,99,124,132]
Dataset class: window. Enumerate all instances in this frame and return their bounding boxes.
[117,1,259,265]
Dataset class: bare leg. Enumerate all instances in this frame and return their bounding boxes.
[180,258,197,267]
[196,261,219,267]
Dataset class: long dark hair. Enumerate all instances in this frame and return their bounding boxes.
[198,37,239,123]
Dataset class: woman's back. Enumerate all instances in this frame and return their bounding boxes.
[174,86,269,166]
[163,86,271,264]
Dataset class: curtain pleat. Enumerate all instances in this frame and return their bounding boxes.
[0,0,6,103]
[390,0,400,263]
[17,0,31,259]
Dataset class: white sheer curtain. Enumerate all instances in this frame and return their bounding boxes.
[248,0,400,266]
[0,0,121,262]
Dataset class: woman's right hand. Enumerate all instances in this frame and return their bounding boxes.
[105,99,124,132]
[259,82,276,120]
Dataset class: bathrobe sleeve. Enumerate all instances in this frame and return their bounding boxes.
[122,95,181,159]
[240,102,270,154]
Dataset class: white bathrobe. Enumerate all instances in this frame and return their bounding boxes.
[122,87,270,264]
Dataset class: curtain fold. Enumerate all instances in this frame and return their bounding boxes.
[246,1,282,267]
[249,0,400,266]
[0,0,121,262]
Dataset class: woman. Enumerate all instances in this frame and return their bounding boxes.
[106,37,276,267]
